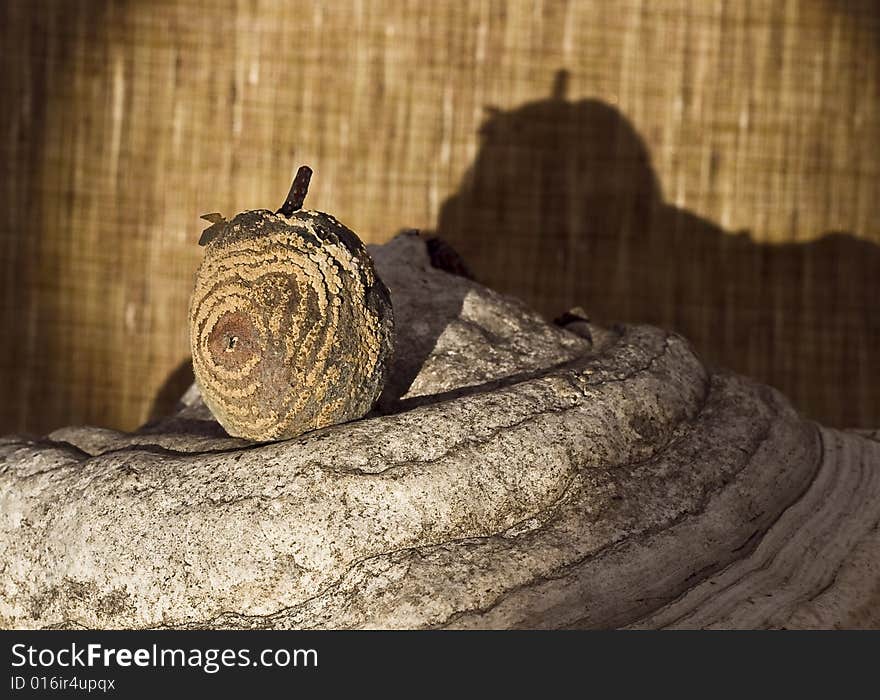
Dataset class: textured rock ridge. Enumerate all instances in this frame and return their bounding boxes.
[1,234,878,629]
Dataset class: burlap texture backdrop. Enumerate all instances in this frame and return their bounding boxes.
[1,0,878,433]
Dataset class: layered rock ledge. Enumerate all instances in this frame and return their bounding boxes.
[2,234,878,629]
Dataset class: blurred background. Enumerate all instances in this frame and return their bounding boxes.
[1,0,878,435]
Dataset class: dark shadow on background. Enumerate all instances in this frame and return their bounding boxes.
[433,70,880,427]
[0,1,117,436]
[0,2,59,435]
[147,358,195,422]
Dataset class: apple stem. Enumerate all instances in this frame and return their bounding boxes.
[278,166,313,216]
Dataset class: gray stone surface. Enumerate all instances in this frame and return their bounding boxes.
[1,233,879,629]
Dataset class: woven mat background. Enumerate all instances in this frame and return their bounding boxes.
[1,0,878,434]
